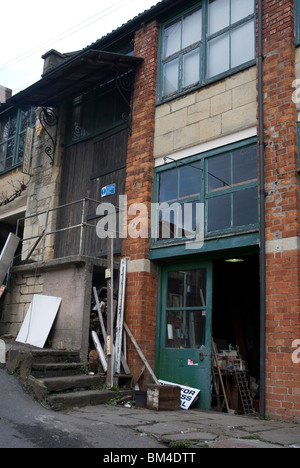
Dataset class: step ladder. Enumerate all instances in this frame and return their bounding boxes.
[234,369,255,415]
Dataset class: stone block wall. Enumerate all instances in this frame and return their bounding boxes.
[154,66,257,159]
[0,257,94,359]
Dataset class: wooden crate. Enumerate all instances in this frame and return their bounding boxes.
[146,385,181,411]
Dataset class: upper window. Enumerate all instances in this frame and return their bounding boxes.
[0,107,36,174]
[158,0,255,101]
[152,139,258,245]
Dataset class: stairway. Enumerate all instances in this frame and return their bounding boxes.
[24,349,133,411]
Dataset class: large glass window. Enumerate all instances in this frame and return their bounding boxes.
[159,0,255,101]
[152,140,258,244]
[162,6,202,98]
[0,107,36,173]
[206,144,258,233]
[157,160,201,240]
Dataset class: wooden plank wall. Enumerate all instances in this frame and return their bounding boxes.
[55,127,128,258]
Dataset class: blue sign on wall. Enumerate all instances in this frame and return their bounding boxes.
[101,184,116,198]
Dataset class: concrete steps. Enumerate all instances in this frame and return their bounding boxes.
[47,388,132,412]
[25,349,133,411]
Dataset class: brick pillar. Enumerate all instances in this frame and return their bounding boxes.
[262,0,300,422]
[122,20,159,385]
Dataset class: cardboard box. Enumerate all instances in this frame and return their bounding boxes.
[146,385,181,411]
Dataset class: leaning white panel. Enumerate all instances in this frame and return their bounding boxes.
[16,295,62,348]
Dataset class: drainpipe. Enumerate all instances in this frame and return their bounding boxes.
[258,0,266,421]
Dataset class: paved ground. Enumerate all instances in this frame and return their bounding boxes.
[66,403,300,449]
[1,338,299,449]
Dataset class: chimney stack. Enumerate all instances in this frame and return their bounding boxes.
[0,85,12,104]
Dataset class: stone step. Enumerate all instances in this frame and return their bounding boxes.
[31,362,86,378]
[47,389,134,411]
[26,374,106,401]
[31,349,81,364]
[40,374,106,393]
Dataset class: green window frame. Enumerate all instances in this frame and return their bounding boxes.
[0,107,36,174]
[157,0,256,102]
[152,138,258,246]
[295,0,300,46]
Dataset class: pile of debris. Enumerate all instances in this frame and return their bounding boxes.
[87,258,159,391]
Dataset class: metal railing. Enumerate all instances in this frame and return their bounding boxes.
[16,197,102,262]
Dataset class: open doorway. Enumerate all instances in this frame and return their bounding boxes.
[212,254,260,412]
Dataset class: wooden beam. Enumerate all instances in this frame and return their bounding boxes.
[124,322,159,385]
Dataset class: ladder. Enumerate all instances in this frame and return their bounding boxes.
[234,369,255,415]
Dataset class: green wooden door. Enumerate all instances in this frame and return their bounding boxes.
[157,262,213,410]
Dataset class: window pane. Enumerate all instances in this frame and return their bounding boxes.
[183,49,200,88]
[0,144,6,172]
[233,187,258,227]
[182,8,202,49]
[5,139,14,169]
[8,115,17,139]
[232,146,257,185]
[20,109,32,132]
[168,269,207,308]
[208,0,230,35]
[207,194,231,232]
[208,33,229,77]
[17,132,26,163]
[0,116,9,141]
[166,310,206,348]
[71,96,93,141]
[182,201,199,237]
[159,169,178,203]
[163,19,181,58]
[207,154,231,192]
[231,20,255,68]
[98,91,115,129]
[231,0,254,23]
[179,162,201,199]
[163,59,179,96]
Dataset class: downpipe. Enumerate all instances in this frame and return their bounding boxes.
[258,0,266,421]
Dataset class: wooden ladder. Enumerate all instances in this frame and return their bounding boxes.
[234,369,255,415]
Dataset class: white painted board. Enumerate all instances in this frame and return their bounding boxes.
[91,331,107,373]
[0,233,20,285]
[16,295,62,348]
[0,340,6,365]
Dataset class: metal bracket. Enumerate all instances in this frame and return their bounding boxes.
[115,70,134,135]
[39,107,58,165]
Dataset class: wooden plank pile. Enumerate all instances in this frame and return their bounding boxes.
[89,258,158,390]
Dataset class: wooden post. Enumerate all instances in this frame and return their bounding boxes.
[106,236,114,389]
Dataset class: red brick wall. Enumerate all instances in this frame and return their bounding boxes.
[262,0,300,421]
[122,20,159,383]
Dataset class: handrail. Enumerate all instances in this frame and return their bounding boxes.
[16,198,102,262]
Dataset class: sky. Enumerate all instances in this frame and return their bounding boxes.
[0,0,159,95]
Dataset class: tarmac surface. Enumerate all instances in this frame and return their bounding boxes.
[65,403,300,449]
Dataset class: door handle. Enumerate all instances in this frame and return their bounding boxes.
[199,352,210,361]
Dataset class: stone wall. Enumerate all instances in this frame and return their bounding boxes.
[0,257,97,359]
[22,107,66,262]
[154,66,257,160]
